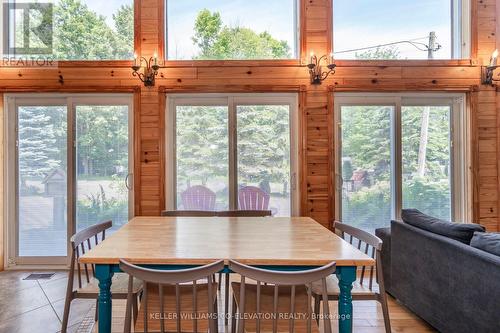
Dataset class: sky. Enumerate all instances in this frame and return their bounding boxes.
[334,0,453,59]
[7,0,454,60]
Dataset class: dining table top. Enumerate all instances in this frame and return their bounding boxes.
[79,216,375,267]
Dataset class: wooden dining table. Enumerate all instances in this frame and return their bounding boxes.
[80,216,375,333]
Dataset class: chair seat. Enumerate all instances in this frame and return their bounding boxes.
[231,282,319,333]
[76,273,143,297]
[310,275,376,297]
[135,282,218,333]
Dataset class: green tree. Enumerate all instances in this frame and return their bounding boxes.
[192,9,290,59]
[76,106,129,176]
[192,9,223,56]
[52,0,133,60]
[53,0,116,59]
[18,107,61,187]
[237,105,290,194]
[176,106,228,188]
[113,4,134,59]
[355,46,400,60]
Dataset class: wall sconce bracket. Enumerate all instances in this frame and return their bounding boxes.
[482,65,500,86]
[307,54,336,85]
[131,56,162,87]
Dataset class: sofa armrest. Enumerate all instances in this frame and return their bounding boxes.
[375,227,392,295]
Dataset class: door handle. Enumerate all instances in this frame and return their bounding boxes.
[336,174,343,191]
[125,173,133,190]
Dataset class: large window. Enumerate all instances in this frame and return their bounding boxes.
[166,94,299,216]
[335,93,469,233]
[166,0,299,60]
[333,0,470,59]
[6,94,133,265]
[2,0,134,60]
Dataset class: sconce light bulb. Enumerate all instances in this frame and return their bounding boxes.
[489,49,499,67]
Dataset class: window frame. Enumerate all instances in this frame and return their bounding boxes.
[164,0,301,62]
[4,93,135,267]
[332,0,471,61]
[165,93,300,215]
[334,92,471,226]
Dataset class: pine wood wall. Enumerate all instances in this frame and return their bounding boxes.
[0,0,499,235]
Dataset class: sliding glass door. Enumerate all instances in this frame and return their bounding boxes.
[335,93,466,234]
[338,105,394,233]
[7,95,133,265]
[17,104,68,257]
[75,104,131,232]
[167,94,299,216]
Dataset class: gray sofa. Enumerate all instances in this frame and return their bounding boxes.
[376,220,500,333]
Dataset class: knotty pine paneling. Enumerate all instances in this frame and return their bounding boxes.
[0,0,499,231]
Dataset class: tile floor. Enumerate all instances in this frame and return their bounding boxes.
[0,270,94,333]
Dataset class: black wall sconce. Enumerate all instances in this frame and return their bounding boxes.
[131,53,161,86]
[482,49,499,86]
[307,52,336,84]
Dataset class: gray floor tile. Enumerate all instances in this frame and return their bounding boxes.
[0,271,39,292]
[52,298,95,328]
[0,284,50,322]
[56,323,81,333]
[37,271,70,285]
[0,304,61,333]
[40,277,70,303]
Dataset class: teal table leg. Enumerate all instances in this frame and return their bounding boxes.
[95,264,114,333]
[336,266,356,333]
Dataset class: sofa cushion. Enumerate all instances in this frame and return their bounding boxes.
[470,232,500,256]
[401,209,485,244]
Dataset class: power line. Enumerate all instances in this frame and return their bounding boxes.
[333,36,441,55]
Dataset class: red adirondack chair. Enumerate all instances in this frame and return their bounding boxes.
[180,185,216,211]
[238,186,270,210]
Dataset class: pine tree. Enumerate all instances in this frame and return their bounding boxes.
[18,107,60,186]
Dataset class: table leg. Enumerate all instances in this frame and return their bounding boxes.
[95,264,114,333]
[225,272,230,326]
[336,266,356,333]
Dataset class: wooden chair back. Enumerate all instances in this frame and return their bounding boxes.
[238,186,270,210]
[229,260,336,333]
[180,185,216,211]
[333,221,382,291]
[217,210,272,217]
[69,221,112,289]
[120,259,224,333]
[160,210,217,217]
[160,210,272,217]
